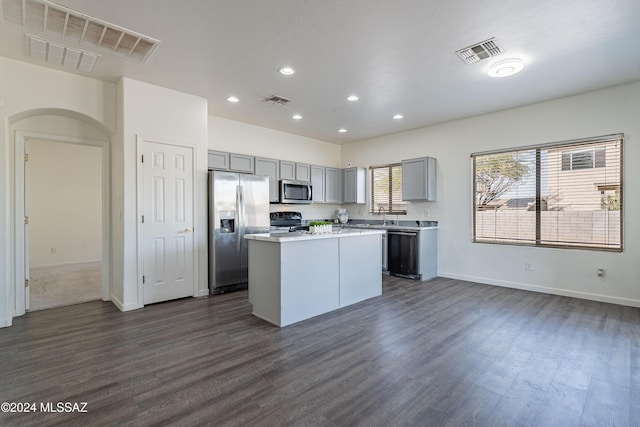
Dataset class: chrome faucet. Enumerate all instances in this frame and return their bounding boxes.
[378,206,387,225]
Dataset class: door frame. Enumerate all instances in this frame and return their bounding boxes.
[14,131,111,315]
[136,136,199,305]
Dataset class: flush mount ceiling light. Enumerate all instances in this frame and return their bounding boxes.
[393,114,404,120]
[338,128,348,133]
[279,67,295,75]
[226,96,239,103]
[292,114,302,120]
[488,58,524,77]
[346,95,359,102]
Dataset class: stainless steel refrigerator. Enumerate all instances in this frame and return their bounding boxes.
[208,171,269,294]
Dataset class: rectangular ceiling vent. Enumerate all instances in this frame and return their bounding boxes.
[1,0,160,63]
[263,95,292,106]
[28,34,99,72]
[455,38,503,64]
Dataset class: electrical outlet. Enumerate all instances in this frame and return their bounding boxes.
[525,262,533,271]
[597,268,605,277]
[51,248,57,254]
[424,209,430,217]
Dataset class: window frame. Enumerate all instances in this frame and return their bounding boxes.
[369,163,407,215]
[471,134,623,252]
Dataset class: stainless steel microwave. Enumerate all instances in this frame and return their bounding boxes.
[279,180,312,204]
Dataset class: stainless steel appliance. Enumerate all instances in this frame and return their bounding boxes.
[208,171,269,294]
[387,230,420,279]
[270,211,303,232]
[279,180,312,204]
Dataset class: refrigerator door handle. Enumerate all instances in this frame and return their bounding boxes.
[237,184,243,253]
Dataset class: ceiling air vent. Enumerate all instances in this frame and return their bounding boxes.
[263,95,292,106]
[1,0,160,63]
[455,38,503,64]
[28,34,99,72]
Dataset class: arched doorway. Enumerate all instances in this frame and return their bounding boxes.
[11,109,111,315]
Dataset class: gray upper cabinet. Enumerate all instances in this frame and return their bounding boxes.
[310,165,325,202]
[280,161,296,180]
[208,150,230,170]
[295,163,311,182]
[255,157,280,202]
[229,153,255,173]
[325,167,343,203]
[343,167,366,204]
[402,156,436,201]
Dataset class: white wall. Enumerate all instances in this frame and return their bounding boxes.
[115,78,209,311]
[342,81,640,307]
[0,57,116,327]
[27,139,102,267]
[208,115,344,221]
[209,116,340,167]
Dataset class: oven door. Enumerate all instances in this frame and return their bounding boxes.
[280,180,312,204]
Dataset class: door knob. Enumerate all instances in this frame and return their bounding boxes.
[181,227,193,233]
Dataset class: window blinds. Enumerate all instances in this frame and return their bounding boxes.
[472,134,623,251]
[370,164,406,215]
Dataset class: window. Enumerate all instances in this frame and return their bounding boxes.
[370,164,406,215]
[472,134,623,251]
[561,147,605,171]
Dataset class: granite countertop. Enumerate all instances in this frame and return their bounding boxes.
[244,229,385,243]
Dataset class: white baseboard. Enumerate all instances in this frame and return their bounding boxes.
[30,259,103,269]
[195,289,209,297]
[439,272,640,308]
[110,294,143,312]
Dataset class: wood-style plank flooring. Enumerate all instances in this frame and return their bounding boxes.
[1,276,638,426]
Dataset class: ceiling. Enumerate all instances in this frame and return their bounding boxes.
[1,0,640,144]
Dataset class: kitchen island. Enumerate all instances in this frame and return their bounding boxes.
[244,229,384,327]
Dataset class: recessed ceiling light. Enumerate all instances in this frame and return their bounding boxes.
[226,96,240,103]
[338,128,348,133]
[292,114,303,120]
[279,67,295,75]
[346,95,359,102]
[393,114,404,120]
[488,58,524,78]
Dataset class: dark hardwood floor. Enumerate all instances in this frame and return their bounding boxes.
[1,276,638,426]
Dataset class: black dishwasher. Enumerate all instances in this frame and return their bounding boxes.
[387,230,420,279]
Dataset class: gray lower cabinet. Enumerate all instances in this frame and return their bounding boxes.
[255,157,280,202]
[381,232,387,271]
[229,153,255,173]
[324,167,343,203]
[402,156,436,201]
[208,150,230,170]
[280,160,296,180]
[310,165,325,202]
[343,167,366,204]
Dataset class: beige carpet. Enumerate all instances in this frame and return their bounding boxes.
[29,261,102,311]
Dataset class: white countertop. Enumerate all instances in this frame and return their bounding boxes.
[245,229,385,243]
[345,224,438,231]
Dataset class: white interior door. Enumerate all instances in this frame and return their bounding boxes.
[142,141,194,304]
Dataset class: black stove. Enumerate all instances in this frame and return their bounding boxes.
[270,211,304,231]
